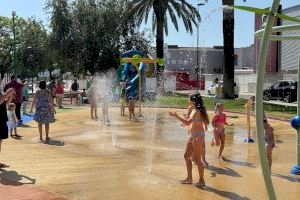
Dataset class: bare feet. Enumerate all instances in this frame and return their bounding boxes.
[211,138,215,146]
[180,178,192,184]
[194,181,206,188]
[218,155,224,159]
[45,137,51,143]
[202,160,209,167]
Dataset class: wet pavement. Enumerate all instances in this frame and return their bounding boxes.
[1,107,300,200]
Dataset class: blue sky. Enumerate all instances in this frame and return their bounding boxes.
[0,0,299,47]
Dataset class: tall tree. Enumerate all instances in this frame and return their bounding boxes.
[222,0,235,99]
[126,0,200,94]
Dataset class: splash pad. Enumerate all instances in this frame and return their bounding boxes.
[231,1,300,199]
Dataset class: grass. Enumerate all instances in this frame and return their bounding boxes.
[152,95,296,120]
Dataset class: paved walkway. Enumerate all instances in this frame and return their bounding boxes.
[1,107,300,200]
[0,177,66,200]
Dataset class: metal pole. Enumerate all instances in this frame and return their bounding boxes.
[297,57,300,165]
[255,0,280,199]
[138,67,142,116]
[12,11,17,75]
[196,4,200,91]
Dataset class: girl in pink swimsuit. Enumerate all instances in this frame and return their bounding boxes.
[169,94,209,187]
[211,103,233,158]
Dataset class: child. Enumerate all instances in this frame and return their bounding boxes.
[184,105,208,167]
[80,89,88,104]
[128,96,136,121]
[120,88,126,116]
[211,103,233,158]
[86,85,99,119]
[264,119,275,170]
[7,103,21,138]
[22,80,29,115]
[244,96,255,142]
[169,93,209,187]
[101,94,110,126]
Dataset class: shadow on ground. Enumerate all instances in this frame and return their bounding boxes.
[207,165,242,177]
[0,169,36,185]
[272,173,300,183]
[201,186,250,200]
[222,157,256,168]
[45,139,65,146]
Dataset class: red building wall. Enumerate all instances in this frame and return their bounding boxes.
[254,6,281,74]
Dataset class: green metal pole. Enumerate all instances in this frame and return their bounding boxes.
[297,57,300,166]
[12,12,17,75]
[255,0,280,199]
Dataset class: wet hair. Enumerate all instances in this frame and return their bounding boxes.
[39,81,47,89]
[216,103,224,109]
[190,93,209,124]
[8,103,16,110]
[10,75,16,80]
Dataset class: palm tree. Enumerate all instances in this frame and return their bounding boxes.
[126,0,200,94]
[222,0,235,99]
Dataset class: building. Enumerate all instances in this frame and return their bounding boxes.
[150,45,254,90]
[254,4,300,78]
[281,4,300,75]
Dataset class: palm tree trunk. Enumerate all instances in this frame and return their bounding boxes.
[156,20,164,95]
[222,0,235,99]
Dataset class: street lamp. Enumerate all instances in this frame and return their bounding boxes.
[12,11,17,75]
[196,1,205,91]
[27,47,34,94]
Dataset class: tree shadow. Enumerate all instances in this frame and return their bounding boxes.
[272,173,300,183]
[200,185,250,200]
[222,157,256,168]
[44,139,65,146]
[207,165,242,177]
[0,169,36,185]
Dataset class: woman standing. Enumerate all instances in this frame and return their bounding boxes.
[30,81,55,142]
[169,93,209,187]
[0,78,15,168]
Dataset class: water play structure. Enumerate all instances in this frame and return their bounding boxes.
[117,49,164,115]
[231,1,300,199]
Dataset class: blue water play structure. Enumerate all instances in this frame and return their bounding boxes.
[117,49,146,99]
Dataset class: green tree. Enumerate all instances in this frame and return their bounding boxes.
[46,0,152,75]
[0,16,13,77]
[126,0,200,93]
[17,18,48,80]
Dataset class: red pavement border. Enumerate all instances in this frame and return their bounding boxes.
[0,177,67,200]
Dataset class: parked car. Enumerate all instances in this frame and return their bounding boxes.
[207,81,239,98]
[263,80,297,103]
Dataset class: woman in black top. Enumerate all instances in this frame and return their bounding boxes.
[0,80,15,168]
